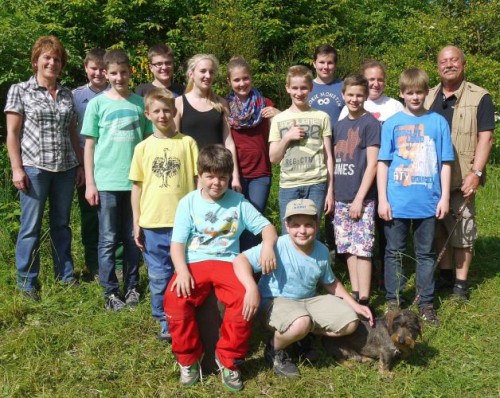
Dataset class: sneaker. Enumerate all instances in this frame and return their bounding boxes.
[451,283,469,301]
[419,304,440,327]
[215,355,243,392]
[105,294,126,311]
[125,288,140,307]
[292,333,319,363]
[22,289,40,302]
[264,340,300,378]
[157,320,172,343]
[179,359,202,387]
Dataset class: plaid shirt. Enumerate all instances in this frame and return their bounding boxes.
[4,76,78,172]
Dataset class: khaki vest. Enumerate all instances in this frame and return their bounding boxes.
[425,80,489,189]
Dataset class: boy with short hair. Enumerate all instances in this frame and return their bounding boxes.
[378,68,454,326]
[333,74,380,306]
[308,45,345,125]
[129,87,198,341]
[269,65,334,234]
[234,199,373,378]
[135,44,184,97]
[164,144,277,391]
[73,48,114,279]
[82,49,151,311]
[308,45,345,250]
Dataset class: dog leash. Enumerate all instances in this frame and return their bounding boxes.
[410,195,471,308]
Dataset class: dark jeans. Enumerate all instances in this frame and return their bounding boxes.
[97,191,140,296]
[240,176,271,251]
[384,217,436,306]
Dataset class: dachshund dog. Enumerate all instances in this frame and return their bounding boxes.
[322,309,422,376]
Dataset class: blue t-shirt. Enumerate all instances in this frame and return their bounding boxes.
[172,189,270,263]
[72,84,110,147]
[308,79,345,128]
[379,111,454,218]
[244,235,336,300]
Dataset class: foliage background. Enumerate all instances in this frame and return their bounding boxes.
[0,0,498,141]
[0,1,499,396]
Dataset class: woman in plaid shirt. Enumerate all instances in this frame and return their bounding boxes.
[4,36,84,301]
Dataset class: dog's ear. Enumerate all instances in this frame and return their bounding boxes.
[385,311,395,331]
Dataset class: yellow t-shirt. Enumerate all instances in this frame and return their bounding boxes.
[129,132,198,228]
[269,108,331,188]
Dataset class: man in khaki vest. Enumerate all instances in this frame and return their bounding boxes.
[424,46,494,300]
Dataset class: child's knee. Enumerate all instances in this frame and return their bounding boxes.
[337,319,359,336]
[290,315,313,336]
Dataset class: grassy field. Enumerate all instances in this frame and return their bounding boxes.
[0,145,499,397]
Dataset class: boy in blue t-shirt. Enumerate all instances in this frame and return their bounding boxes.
[82,49,150,311]
[307,44,345,253]
[377,68,454,326]
[233,199,373,378]
[164,145,277,391]
[73,48,113,279]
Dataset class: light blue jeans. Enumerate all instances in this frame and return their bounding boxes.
[143,227,174,322]
[16,166,76,291]
[97,191,139,296]
[278,182,326,236]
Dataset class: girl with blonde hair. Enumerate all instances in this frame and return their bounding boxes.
[175,54,241,191]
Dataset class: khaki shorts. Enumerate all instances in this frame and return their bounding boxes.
[260,295,358,334]
[440,190,477,248]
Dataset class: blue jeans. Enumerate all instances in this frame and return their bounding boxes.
[97,191,139,296]
[240,176,271,251]
[278,182,326,236]
[384,217,436,305]
[143,228,174,322]
[16,166,76,291]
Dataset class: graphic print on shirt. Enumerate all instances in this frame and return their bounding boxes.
[151,148,181,188]
[189,209,240,251]
[394,124,437,189]
[335,127,361,177]
[336,127,361,161]
[277,117,324,176]
[104,109,142,141]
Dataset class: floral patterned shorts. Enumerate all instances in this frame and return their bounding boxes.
[333,200,375,257]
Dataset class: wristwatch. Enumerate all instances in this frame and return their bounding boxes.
[471,168,482,177]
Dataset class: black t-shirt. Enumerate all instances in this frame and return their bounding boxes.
[134,82,185,97]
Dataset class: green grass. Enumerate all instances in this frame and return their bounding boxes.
[0,145,499,397]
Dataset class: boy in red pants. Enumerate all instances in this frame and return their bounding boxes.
[164,144,277,391]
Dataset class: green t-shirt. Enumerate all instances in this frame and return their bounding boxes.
[81,93,151,191]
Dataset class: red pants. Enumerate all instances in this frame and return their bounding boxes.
[164,260,252,370]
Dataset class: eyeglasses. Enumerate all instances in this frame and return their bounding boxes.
[151,62,173,69]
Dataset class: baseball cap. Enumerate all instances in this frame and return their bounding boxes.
[284,199,318,219]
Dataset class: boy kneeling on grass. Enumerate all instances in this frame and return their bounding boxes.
[234,199,374,378]
[164,144,277,391]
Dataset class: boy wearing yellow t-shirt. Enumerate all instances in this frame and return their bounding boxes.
[269,65,334,234]
[130,88,198,341]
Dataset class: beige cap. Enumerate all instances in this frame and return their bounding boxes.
[284,199,318,219]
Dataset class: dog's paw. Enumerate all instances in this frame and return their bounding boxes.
[378,369,395,381]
